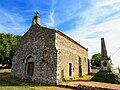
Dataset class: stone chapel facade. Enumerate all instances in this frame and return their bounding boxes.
[11,12,88,85]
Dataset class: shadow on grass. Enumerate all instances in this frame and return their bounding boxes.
[0,79,21,86]
[0,70,77,90]
[0,72,51,87]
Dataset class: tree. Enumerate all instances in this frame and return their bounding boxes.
[91,53,113,69]
[117,66,120,73]
[109,57,113,70]
[91,53,101,68]
[0,33,21,68]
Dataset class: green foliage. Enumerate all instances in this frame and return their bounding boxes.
[109,57,113,71]
[117,66,120,73]
[0,33,21,68]
[91,53,113,69]
[91,53,101,68]
[91,71,120,84]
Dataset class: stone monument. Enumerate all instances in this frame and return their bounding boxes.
[101,38,110,71]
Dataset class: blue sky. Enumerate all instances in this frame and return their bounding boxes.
[0,0,120,68]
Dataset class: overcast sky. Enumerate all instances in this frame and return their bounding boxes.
[0,0,120,68]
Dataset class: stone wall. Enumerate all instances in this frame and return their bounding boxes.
[55,32,88,81]
[11,24,58,85]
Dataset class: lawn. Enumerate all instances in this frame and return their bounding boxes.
[62,75,93,84]
[0,69,72,90]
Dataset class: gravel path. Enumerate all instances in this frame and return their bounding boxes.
[67,81,120,90]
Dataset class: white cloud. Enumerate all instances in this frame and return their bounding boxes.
[64,0,120,68]
[44,0,89,27]
[0,8,28,35]
[95,0,120,7]
[44,0,56,27]
[45,9,55,27]
[113,5,120,10]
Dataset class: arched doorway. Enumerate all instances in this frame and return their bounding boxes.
[25,56,34,77]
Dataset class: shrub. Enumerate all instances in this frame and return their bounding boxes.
[91,71,120,84]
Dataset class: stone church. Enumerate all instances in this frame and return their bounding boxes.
[11,12,88,85]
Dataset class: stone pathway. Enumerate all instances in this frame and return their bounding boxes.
[65,81,120,90]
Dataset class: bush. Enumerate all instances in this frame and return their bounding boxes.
[91,71,120,84]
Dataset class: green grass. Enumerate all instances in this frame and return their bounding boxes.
[0,87,35,90]
[62,75,93,84]
[0,69,36,90]
[0,78,35,90]
[74,75,93,81]
[0,69,73,90]
[0,69,11,73]
[91,71,120,84]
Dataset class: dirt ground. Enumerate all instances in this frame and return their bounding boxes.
[67,81,120,90]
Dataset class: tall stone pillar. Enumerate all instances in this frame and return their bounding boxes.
[101,38,110,71]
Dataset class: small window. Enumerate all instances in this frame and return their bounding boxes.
[84,57,86,62]
[27,62,34,76]
[79,57,81,66]
[43,50,48,59]
[69,63,72,76]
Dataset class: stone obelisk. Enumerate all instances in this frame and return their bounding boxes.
[101,38,110,71]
